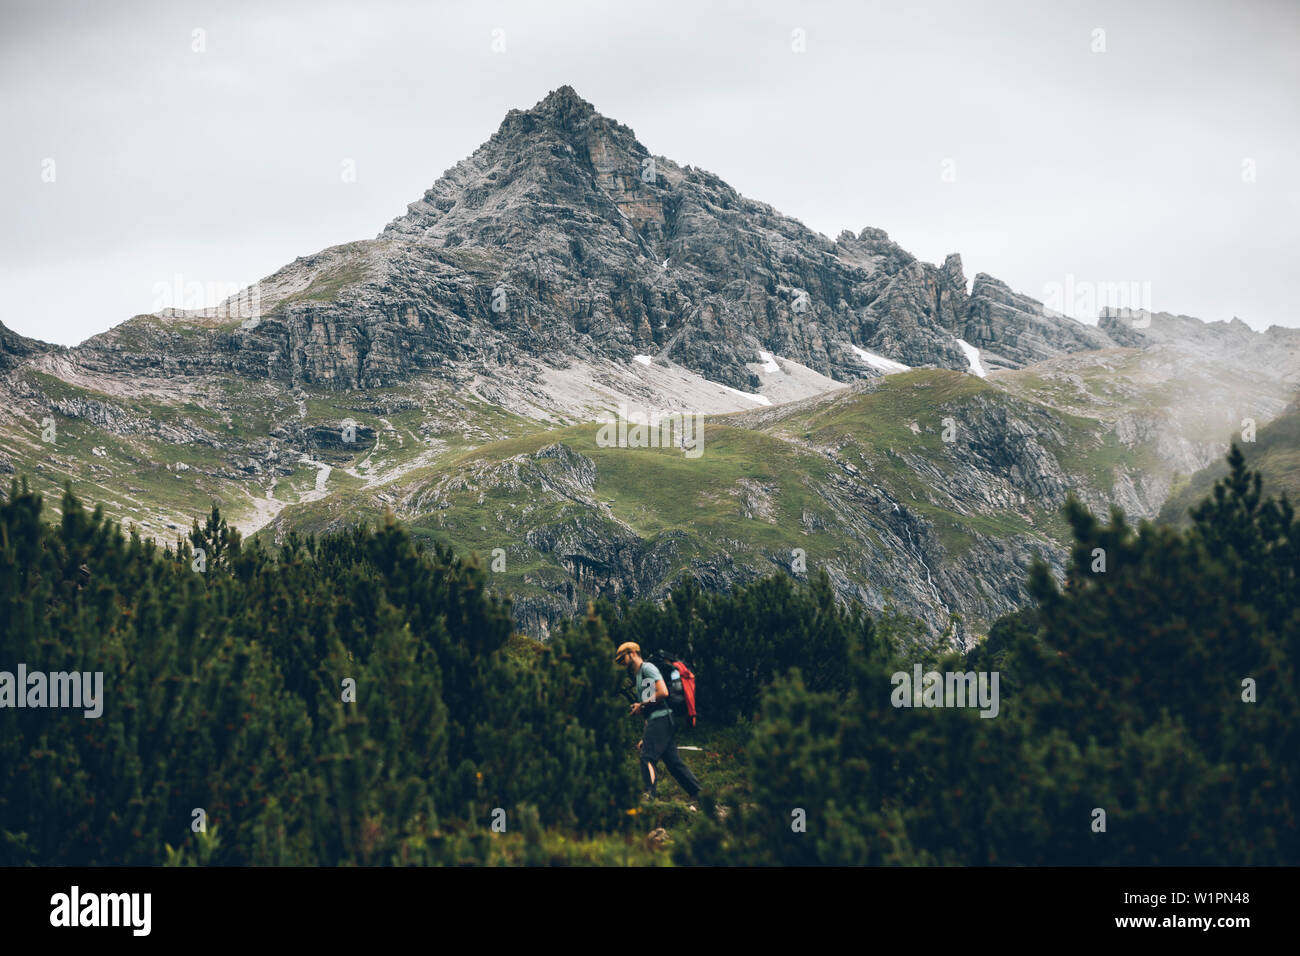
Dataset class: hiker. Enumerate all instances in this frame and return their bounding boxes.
[615,641,702,802]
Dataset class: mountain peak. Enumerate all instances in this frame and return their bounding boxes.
[362,87,1132,388]
[498,85,609,140]
[533,85,597,116]
[382,86,653,242]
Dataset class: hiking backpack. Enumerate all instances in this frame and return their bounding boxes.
[649,652,697,729]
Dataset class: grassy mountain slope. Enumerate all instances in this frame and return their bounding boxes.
[4,328,1293,643]
[0,363,544,537]
[256,366,1202,640]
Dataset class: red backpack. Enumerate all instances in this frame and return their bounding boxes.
[655,656,697,729]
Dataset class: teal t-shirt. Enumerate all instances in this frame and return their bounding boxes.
[638,662,670,720]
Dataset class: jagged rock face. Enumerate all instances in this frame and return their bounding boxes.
[70,87,1112,394]
[962,274,1115,371]
[371,85,992,391]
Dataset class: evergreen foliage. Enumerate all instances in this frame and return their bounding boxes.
[678,446,1298,865]
[2,443,1293,865]
[0,481,636,865]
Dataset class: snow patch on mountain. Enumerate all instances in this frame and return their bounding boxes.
[848,344,910,374]
[956,339,987,378]
[717,383,773,406]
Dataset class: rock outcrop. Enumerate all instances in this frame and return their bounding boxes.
[962,274,1114,370]
[0,321,54,372]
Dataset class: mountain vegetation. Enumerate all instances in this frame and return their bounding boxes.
[3,444,1293,865]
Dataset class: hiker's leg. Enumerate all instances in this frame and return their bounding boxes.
[640,719,671,797]
[662,721,702,797]
[638,738,656,792]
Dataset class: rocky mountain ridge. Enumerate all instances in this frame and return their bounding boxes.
[58,87,1135,411]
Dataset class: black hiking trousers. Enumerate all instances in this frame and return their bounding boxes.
[640,712,701,798]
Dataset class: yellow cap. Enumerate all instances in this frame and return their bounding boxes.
[615,641,640,662]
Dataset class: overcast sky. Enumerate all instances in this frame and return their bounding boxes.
[2,0,1297,346]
